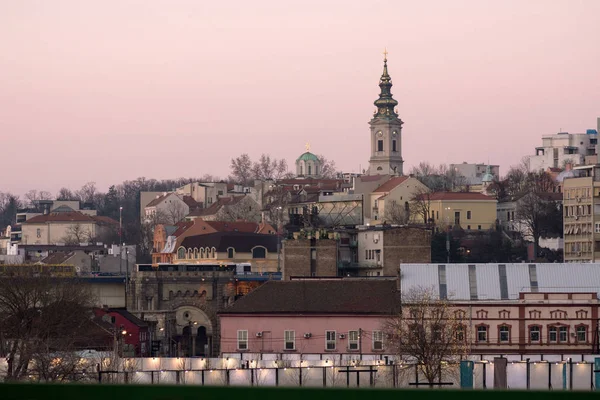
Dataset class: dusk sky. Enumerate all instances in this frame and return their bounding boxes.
[1,0,599,196]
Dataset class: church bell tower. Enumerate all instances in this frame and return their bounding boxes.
[366,50,404,176]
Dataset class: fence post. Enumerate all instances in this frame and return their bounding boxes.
[526,358,531,390]
[595,358,600,390]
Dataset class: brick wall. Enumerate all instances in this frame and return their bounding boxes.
[382,227,431,276]
[282,238,338,279]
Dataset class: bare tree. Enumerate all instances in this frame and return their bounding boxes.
[410,187,432,225]
[216,197,261,222]
[516,192,561,256]
[229,154,254,186]
[165,201,187,225]
[383,200,409,225]
[0,270,102,382]
[264,186,290,229]
[61,223,93,245]
[410,162,466,192]
[252,154,288,181]
[56,188,78,201]
[24,190,52,207]
[76,182,99,204]
[316,155,338,178]
[383,286,468,387]
[0,192,22,230]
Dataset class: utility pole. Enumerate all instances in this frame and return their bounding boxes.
[119,206,123,274]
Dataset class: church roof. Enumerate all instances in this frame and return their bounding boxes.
[372,176,409,193]
[296,152,319,162]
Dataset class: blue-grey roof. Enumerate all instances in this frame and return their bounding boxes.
[400,263,600,301]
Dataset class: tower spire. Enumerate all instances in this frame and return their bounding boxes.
[373,49,398,119]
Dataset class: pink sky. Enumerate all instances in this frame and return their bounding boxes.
[1,0,599,195]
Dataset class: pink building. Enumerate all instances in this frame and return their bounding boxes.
[219,279,399,354]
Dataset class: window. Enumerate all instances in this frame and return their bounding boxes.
[455,310,466,319]
[477,225,482,230]
[252,247,266,259]
[454,211,460,226]
[177,247,186,259]
[455,325,465,341]
[36,228,41,238]
[549,326,557,342]
[467,211,471,220]
[530,326,540,342]
[559,326,568,343]
[577,326,587,342]
[499,326,510,342]
[372,330,383,350]
[325,331,336,350]
[308,165,312,175]
[475,310,488,319]
[392,140,397,152]
[576,310,588,319]
[377,140,383,152]
[550,310,567,319]
[348,330,359,350]
[467,225,471,230]
[529,310,541,319]
[237,330,248,350]
[477,326,487,342]
[227,248,235,258]
[284,330,295,350]
[499,310,510,319]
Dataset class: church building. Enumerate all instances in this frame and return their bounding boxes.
[366,51,404,176]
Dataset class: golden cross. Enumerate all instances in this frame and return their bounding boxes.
[383,47,388,61]
[305,142,311,151]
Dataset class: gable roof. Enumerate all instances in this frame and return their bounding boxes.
[187,196,245,217]
[171,221,194,237]
[204,221,264,233]
[40,251,74,264]
[420,192,496,201]
[182,195,201,209]
[372,176,409,193]
[180,231,278,253]
[220,279,400,315]
[24,212,118,225]
[146,193,172,208]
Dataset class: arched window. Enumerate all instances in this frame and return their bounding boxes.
[187,249,193,259]
[308,165,312,176]
[252,246,266,259]
[193,248,198,259]
[300,165,303,175]
[227,248,235,258]
[211,247,217,258]
[177,247,186,259]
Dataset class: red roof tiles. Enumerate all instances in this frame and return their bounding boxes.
[373,176,409,193]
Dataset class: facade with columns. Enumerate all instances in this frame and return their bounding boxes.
[367,53,404,176]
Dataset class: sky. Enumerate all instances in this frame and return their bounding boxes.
[1,0,599,196]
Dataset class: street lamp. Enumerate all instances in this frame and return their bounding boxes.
[119,206,123,275]
[276,206,283,272]
[445,207,452,264]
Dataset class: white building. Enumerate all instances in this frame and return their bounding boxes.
[527,130,598,172]
[450,162,500,186]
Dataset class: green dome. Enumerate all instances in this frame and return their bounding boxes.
[297,152,319,162]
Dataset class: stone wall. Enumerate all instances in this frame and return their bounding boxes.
[282,238,337,280]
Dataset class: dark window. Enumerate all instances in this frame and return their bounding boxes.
[392,140,397,152]
[252,247,266,259]
[377,140,383,152]
[227,248,234,258]
[467,211,471,220]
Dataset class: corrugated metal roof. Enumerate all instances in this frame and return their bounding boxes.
[400,263,600,301]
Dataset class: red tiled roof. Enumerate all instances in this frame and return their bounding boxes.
[172,221,194,237]
[373,176,409,193]
[182,195,200,209]
[204,221,261,233]
[92,216,119,226]
[187,196,245,217]
[419,192,496,201]
[25,211,92,224]
[276,178,343,186]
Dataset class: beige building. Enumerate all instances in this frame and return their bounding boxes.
[368,176,429,224]
[424,192,498,231]
[21,211,118,245]
[562,164,600,262]
[175,231,279,273]
[176,182,229,209]
[144,192,198,225]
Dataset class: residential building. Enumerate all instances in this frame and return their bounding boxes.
[20,210,118,245]
[16,200,97,225]
[94,308,151,357]
[144,192,199,224]
[352,174,391,219]
[152,220,275,264]
[449,162,500,186]
[186,196,261,223]
[423,192,497,231]
[176,182,229,209]
[220,263,600,356]
[139,191,165,220]
[368,176,429,224]
[219,279,398,354]
[282,226,431,279]
[527,130,598,172]
[366,54,403,175]
[562,164,600,262]
[355,226,431,276]
[175,231,279,273]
